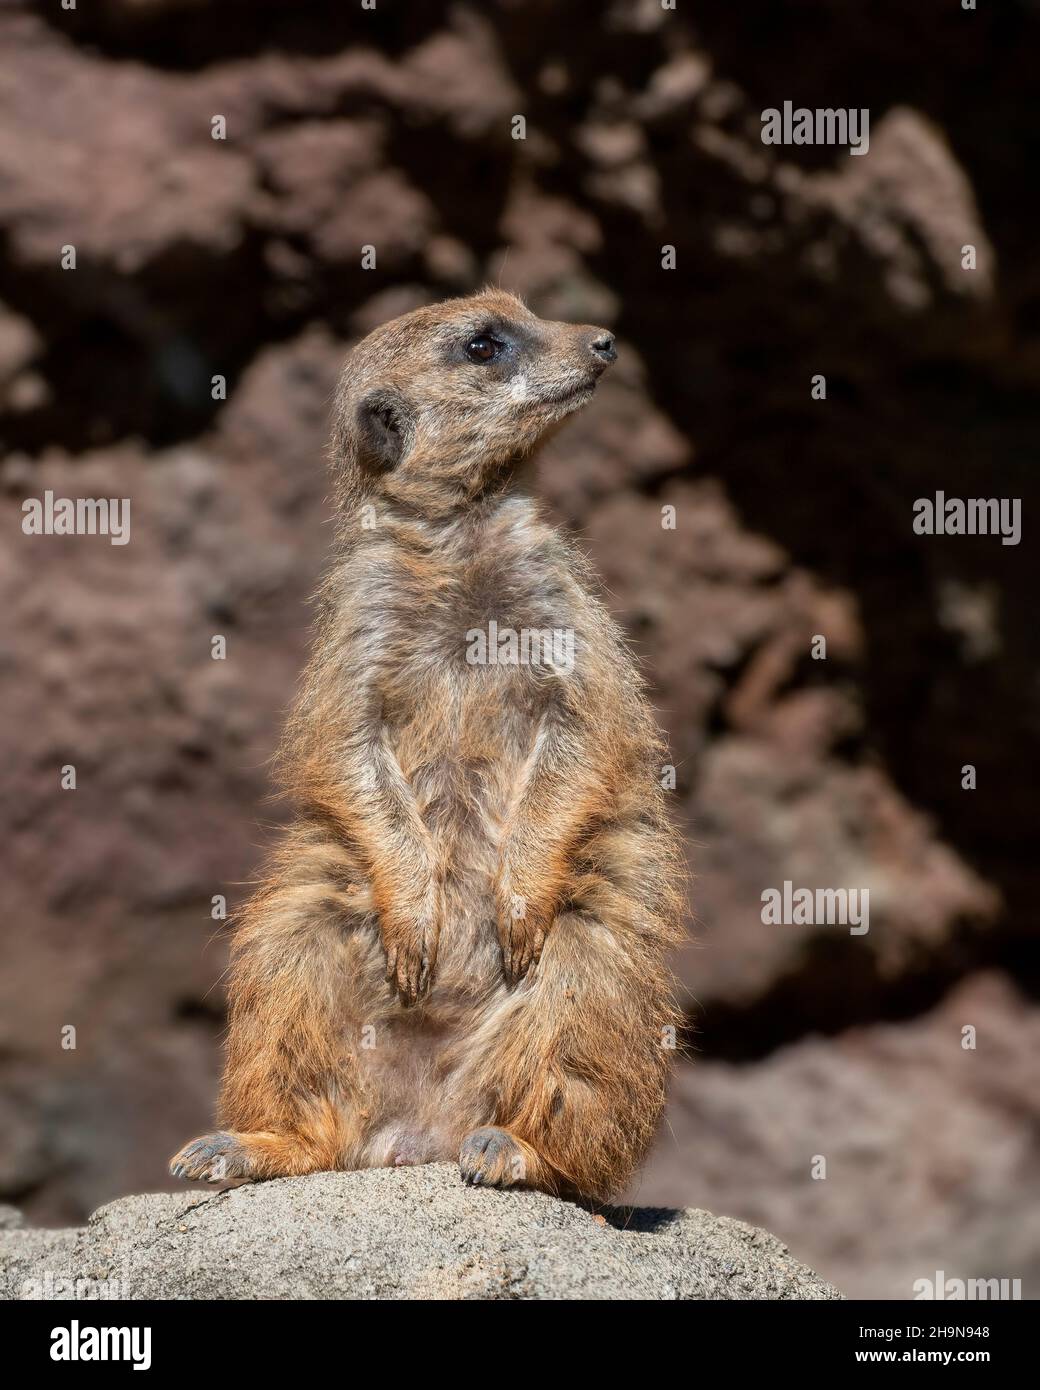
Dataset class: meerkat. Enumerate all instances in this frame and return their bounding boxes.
[170,288,686,1201]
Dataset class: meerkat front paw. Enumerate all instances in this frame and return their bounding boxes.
[380,892,441,1006]
[383,937,436,1006]
[459,1127,528,1189]
[169,1132,251,1183]
[495,882,549,985]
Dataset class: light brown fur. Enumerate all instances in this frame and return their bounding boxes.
[170,289,687,1202]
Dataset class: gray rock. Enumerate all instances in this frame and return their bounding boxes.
[0,1165,841,1301]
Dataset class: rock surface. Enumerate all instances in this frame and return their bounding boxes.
[0,1165,841,1301]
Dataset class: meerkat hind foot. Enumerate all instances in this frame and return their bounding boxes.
[459,1126,532,1189]
[169,1131,252,1183]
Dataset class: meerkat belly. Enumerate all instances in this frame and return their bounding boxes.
[357,1001,496,1168]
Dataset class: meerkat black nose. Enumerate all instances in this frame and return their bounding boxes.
[589,331,617,365]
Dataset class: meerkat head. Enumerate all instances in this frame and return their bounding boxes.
[330,288,616,517]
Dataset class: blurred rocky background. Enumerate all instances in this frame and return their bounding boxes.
[1,0,1037,1300]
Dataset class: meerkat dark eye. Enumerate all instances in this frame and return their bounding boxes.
[465,334,502,363]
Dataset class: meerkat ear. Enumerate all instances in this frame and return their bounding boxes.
[355,390,410,473]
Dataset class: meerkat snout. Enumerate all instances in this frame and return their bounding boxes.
[588,331,617,366]
[330,289,619,516]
